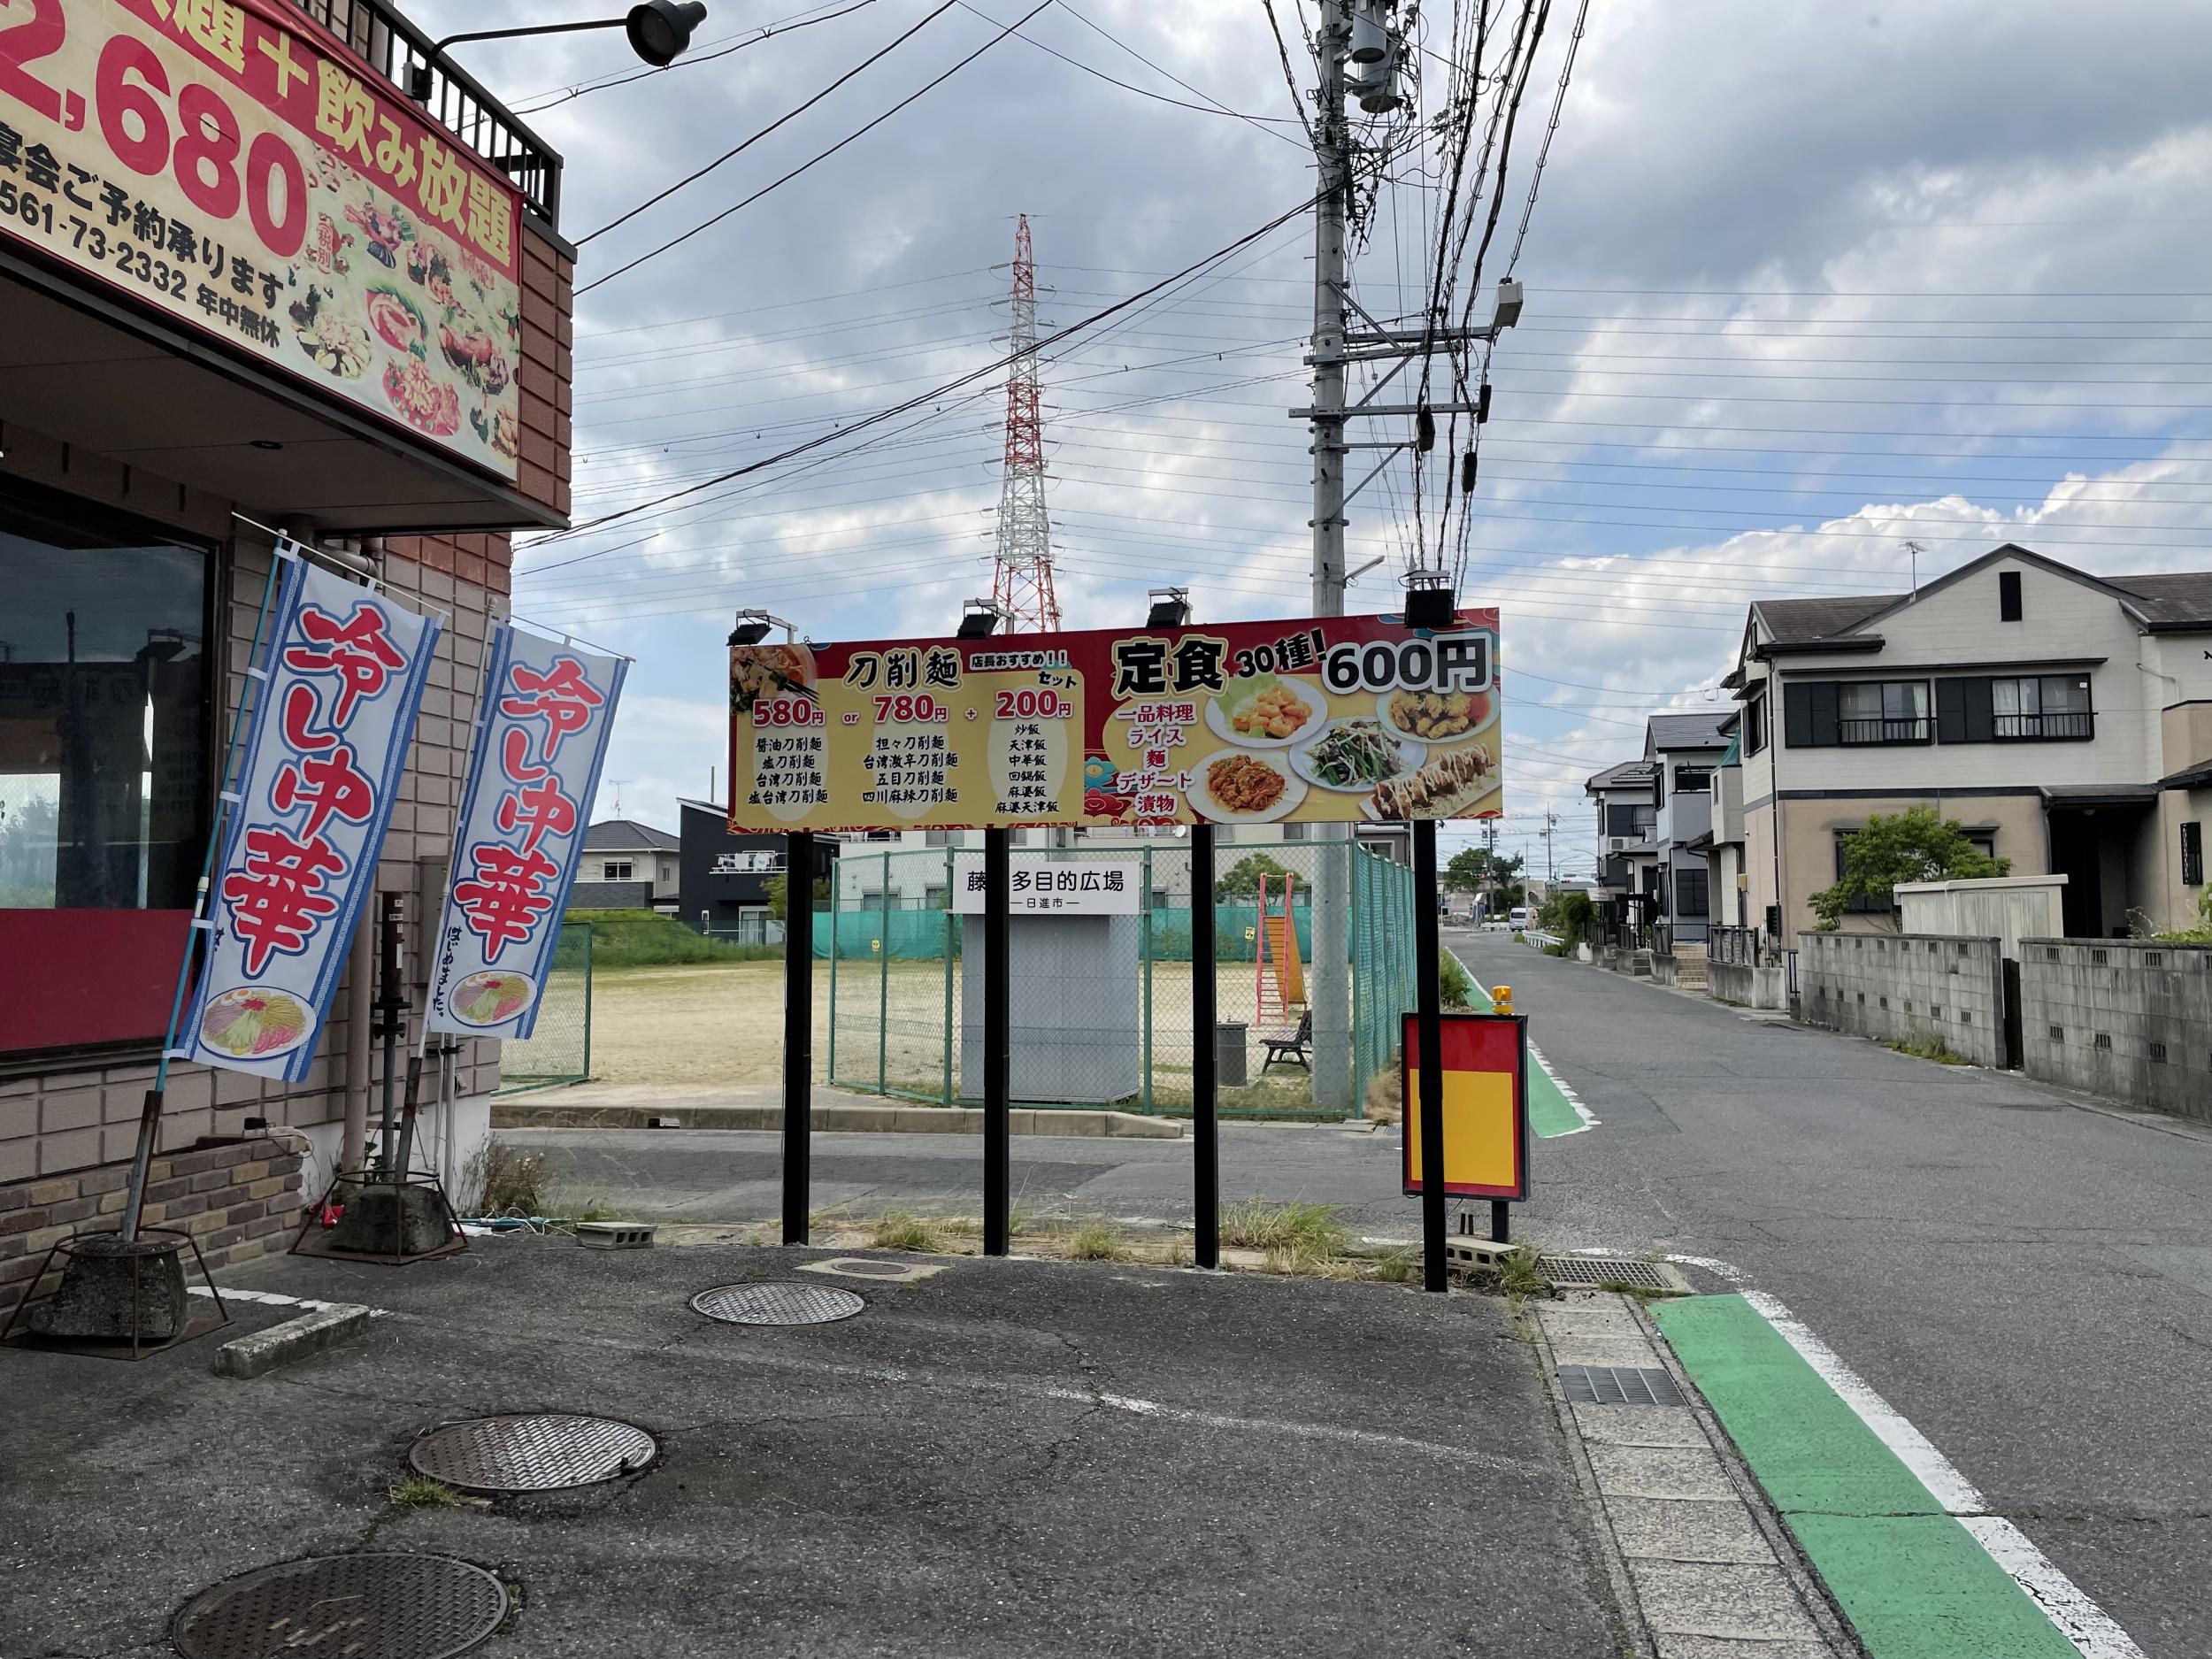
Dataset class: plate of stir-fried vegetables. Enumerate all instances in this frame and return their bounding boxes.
[1289,718,1425,792]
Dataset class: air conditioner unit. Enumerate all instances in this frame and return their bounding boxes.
[1609,838,1627,852]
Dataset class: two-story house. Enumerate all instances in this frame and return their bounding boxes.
[1645,711,1735,944]
[1585,757,1659,933]
[1730,544,2212,938]
[572,819,680,910]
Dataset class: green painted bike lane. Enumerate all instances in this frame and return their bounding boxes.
[1653,1294,2082,1659]
[1463,964,1589,1140]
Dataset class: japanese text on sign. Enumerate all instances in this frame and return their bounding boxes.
[426,625,626,1041]
[0,0,524,477]
[949,856,1141,915]
[728,611,1501,833]
[184,550,440,1079]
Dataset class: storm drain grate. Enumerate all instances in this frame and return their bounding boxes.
[408,1414,656,1494]
[172,1552,506,1659]
[1560,1365,1684,1407]
[691,1281,865,1325]
[1538,1255,1689,1292]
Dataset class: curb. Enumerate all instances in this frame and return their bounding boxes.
[213,1302,373,1379]
[490,1102,1186,1140]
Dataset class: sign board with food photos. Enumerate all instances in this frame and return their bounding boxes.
[0,0,525,478]
[727,611,1501,833]
[183,549,440,1079]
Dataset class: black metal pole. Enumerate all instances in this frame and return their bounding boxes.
[782,832,814,1246]
[1413,818,1448,1292]
[374,894,406,1172]
[983,826,1011,1256]
[1492,1198,1509,1244]
[1191,822,1219,1269]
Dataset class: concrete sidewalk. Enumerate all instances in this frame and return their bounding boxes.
[4,1235,1637,1658]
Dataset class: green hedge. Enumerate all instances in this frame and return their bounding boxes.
[566,910,780,968]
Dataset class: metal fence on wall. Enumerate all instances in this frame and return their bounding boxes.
[820,843,1417,1119]
[495,920,593,1088]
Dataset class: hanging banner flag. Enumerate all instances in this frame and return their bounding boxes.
[185,551,442,1079]
[426,623,626,1040]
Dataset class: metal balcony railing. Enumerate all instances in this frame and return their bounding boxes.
[1995,710,2094,741]
[286,0,565,229]
[1839,716,1930,745]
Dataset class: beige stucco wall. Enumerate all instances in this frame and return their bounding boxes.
[1769,793,2050,937]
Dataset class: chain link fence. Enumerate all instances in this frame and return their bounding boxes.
[821,841,1417,1119]
[495,920,593,1089]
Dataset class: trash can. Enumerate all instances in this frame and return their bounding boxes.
[1215,1021,1248,1089]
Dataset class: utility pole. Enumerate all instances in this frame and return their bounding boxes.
[1543,810,1557,888]
[1294,3,1523,1109]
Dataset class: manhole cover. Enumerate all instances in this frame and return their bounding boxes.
[408,1414,657,1494]
[173,1552,506,1659]
[690,1281,865,1325]
[1538,1255,1687,1291]
[1560,1365,1684,1406]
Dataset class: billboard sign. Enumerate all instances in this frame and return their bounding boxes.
[1402,1011,1528,1201]
[426,624,626,1040]
[183,551,440,1079]
[0,0,525,477]
[728,611,1500,833]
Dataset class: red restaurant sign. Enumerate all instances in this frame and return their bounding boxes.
[0,0,525,476]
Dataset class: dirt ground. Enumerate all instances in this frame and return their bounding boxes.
[578,958,1315,1110]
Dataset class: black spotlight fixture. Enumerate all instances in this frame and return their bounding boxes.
[728,614,772,647]
[1402,567,1457,631]
[411,3,708,102]
[1146,587,1191,629]
[956,598,1002,640]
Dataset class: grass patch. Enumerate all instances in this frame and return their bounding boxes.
[869,1210,941,1252]
[1886,1033,1971,1066]
[465,1137,546,1217]
[1217,1199,1351,1262]
[1371,1247,1418,1284]
[1065,1222,1131,1262]
[1596,1279,1690,1302]
[575,910,783,968]
[389,1475,465,1509]
[1497,1245,1552,1299]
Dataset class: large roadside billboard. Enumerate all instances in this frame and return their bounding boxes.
[0,0,525,478]
[728,610,1502,833]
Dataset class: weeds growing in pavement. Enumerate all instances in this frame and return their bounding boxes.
[1497,1245,1552,1299]
[870,1211,940,1252]
[1886,1033,1971,1066]
[1217,1200,1352,1261]
[465,1138,545,1217]
[1371,1248,1418,1284]
[1066,1223,1131,1262]
[389,1476,465,1509]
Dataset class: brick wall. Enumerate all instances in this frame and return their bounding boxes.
[1794,931,2009,1068]
[2020,940,2212,1123]
[0,1133,305,1317]
[517,227,574,520]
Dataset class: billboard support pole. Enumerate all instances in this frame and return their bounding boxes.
[1192,824,1219,1269]
[782,832,814,1245]
[1412,818,1448,1292]
[983,827,1011,1256]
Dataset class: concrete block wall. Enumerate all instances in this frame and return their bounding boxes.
[0,1133,304,1318]
[1795,931,2008,1067]
[1709,957,1787,1010]
[2019,940,2212,1124]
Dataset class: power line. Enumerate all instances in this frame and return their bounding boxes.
[577,3,1048,295]
[512,0,880,113]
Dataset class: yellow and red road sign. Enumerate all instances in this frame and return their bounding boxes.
[1401,1012,1529,1201]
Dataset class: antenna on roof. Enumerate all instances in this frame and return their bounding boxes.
[607,778,634,817]
[1902,538,1927,595]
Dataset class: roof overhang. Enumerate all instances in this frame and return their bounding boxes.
[1754,637,1887,658]
[0,247,562,534]
[2041,784,2160,808]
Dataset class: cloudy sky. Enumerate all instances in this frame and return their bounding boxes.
[407,0,2212,872]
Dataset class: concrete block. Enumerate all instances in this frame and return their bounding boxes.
[1627,1561,1820,1642]
[1586,1444,1739,1502]
[213,1302,373,1379]
[1605,1495,1777,1564]
[1572,1403,1710,1450]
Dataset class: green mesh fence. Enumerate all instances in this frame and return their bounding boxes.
[822,842,1415,1119]
[496,920,593,1088]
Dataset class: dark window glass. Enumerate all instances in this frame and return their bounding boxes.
[1674,766,1714,792]
[0,495,210,912]
[1675,866,1709,918]
[1999,570,2023,621]
[2184,822,2204,888]
[1745,696,1765,755]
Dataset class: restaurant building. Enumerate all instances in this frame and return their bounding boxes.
[0,0,573,1311]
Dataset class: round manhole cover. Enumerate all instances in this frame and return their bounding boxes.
[408,1414,657,1494]
[691,1280,865,1325]
[173,1553,506,1659]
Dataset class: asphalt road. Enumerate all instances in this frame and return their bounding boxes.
[1448,926,2212,1659]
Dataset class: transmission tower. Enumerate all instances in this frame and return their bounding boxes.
[991,213,1059,632]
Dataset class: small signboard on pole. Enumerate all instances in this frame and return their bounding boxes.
[1401,1011,1529,1201]
[950,856,1141,914]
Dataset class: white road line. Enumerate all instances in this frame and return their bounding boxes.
[190,1286,392,1317]
[1668,1255,2147,1659]
[1526,1040,1600,1134]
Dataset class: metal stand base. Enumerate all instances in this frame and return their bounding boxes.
[289,1169,466,1265]
[0,1227,231,1360]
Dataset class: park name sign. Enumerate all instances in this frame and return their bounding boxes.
[0,0,526,479]
[182,553,440,1079]
[728,611,1501,833]
[949,854,1141,915]
[426,624,626,1041]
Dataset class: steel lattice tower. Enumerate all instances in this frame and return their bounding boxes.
[990,214,1059,632]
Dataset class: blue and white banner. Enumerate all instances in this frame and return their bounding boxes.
[185,552,441,1079]
[426,622,626,1041]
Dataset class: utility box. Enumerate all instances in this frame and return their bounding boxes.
[960,913,1141,1104]
[1215,1021,1248,1089]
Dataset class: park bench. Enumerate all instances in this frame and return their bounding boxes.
[1261,1009,1313,1073]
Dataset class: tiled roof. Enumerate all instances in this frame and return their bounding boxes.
[1647,711,1733,749]
[583,818,680,852]
[1754,595,1900,643]
[2107,572,2212,628]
